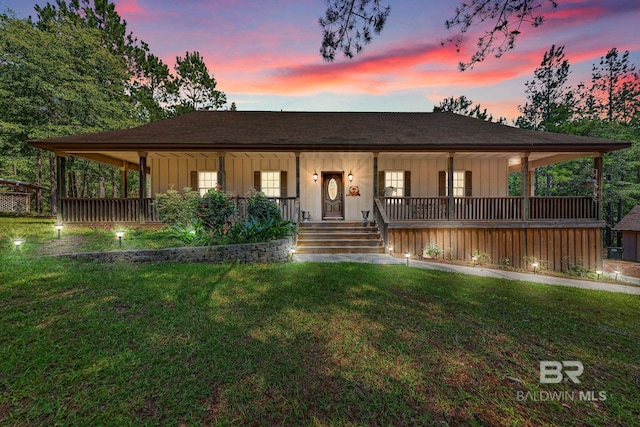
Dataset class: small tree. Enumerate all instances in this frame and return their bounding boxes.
[197,189,236,236]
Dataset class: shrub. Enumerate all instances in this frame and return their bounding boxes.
[423,244,442,258]
[247,192,282,221]
[154,187,200,225]
[198,190,236,236]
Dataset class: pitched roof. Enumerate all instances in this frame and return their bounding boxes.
[614,206,640,231]
[29,111,631,153]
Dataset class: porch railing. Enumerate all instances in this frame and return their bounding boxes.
[232,197,299,223]
[61,198,159,223]
[378,196,598,221]
[60,196,298,223]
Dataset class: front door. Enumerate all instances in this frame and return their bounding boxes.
[322,172,344,220]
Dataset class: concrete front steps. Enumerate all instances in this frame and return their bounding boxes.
[295,221,385,254]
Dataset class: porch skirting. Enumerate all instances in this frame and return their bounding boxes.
[387,226,602,272]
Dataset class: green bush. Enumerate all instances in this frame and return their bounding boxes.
[198,190,236,236]
[247,192,282,221]
[224,216,296,244]
[154,187,200,225]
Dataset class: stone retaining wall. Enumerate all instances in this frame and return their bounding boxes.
[53,239,292,264]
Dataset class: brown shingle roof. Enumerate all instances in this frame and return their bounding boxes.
[29,111,631,153]
[614,206,640,231]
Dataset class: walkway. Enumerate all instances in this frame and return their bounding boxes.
[293,254,640,295]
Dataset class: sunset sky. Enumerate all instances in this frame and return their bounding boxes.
[2,0,640,121]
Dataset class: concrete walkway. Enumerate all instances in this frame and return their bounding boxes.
[293,253,640,295]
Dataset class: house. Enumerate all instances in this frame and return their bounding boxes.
[613,205,640,261]
[29,111,631,271]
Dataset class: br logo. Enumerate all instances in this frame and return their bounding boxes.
[540,361,584,384]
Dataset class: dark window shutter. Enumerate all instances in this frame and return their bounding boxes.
[404,171,411,197]
[465,171,472,197]
[280,171,287,197]
[190,171,198,192]
[378,171,385,196]
[253,171,261,191]
[438,171,446,196]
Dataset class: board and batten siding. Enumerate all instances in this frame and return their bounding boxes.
[378,157,508,197]
[150,156,295,197]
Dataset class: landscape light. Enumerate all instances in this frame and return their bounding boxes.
[472,255,478,267]
[614,270,620,280]
[596,269,602,280]
[532,261,539,274]
[54,224,63,240]
[387,245,393,255]
[13,238,24,249]
[115,230,125,248]
[405,252,410,266]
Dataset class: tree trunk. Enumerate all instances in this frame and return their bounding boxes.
[49,153,57,215]
[545,166,551,196]
[36,150,42,213]
[111,167,118,198]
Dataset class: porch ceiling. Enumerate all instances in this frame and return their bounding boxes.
[61,149,597,171]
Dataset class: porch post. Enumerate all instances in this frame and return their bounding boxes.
[55,153,67,223]
[218,152,226,190]
[138,152,147,224]
[447,153,454,220]
[521,152,530,221]
[373,153,379,197]
[120,161,129,198]
[295,152,300,197]
[594,153,604,221]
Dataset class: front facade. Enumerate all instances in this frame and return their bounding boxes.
[30,111,630,272]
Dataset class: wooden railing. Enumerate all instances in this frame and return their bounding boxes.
[377,196,598,222]
[232,197,299,223]
[373,198,389,246]
[61,198,159,223]
[61,196,298,223]
[530,197,598,220]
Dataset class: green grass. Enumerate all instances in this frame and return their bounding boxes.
[0,216,181,255]
[1,252,639,425]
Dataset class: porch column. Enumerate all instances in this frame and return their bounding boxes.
[120,161,129,198]
[295,152,300,197]
[594,153,604,221]
[218,152,226,190]
[373,153,379,197]
[447,153,454,220]
[55,153,67,223]
[521,152,530,221]
[138,152,147,224]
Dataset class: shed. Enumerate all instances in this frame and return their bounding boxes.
[613,205,640,261]
[0,178,43,213]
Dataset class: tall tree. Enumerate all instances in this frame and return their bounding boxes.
[516,44,575,131]
[584,48,640,124]
[434,95,505,123]
[173,51,226,113]
[0,13,136,209]
[319,0,558,69]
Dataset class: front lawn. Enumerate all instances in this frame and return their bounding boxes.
[1,254,639,425]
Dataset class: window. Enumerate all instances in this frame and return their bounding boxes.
[452,171,465,196]
[197,171,218,196]
[254,171,288,197]
[385,171,405,196]
[439,170,472,196]
[260,171,281,197]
